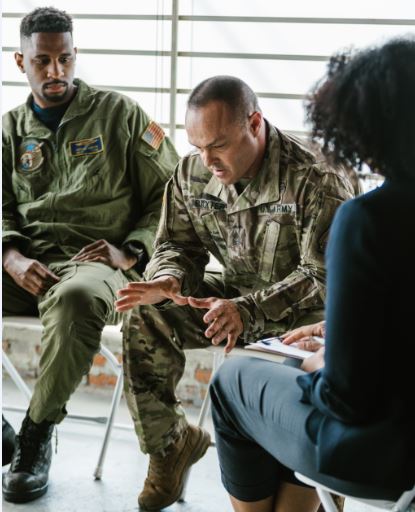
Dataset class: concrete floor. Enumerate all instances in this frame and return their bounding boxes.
[2,378,228,512]
[1,378,392,512]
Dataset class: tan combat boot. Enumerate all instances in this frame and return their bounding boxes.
[138,425,211,511]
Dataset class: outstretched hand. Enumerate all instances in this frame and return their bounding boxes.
[188,297,243,354]
[115,275,188,312]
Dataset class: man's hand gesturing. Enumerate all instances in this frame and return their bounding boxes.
[115,276,188,312]
[188,297,243,354]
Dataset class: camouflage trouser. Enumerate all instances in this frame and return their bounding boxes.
[123,272,324,454]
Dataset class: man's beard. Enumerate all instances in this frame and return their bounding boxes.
[42,81,69,104]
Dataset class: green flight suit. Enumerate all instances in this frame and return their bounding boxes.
[123,124,355,454]
[2,79,179,423]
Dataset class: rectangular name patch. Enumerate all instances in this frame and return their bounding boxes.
[259,203,297,214]
[189,198,227,211]
[69,135,104,157]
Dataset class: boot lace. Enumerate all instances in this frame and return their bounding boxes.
[11,417,54,473]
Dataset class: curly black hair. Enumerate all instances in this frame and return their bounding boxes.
[306,37,415,181]
[20,7,73,40]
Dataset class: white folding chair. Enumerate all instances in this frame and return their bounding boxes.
[2,316,124,479]
[179,345,285,501]
[295,472,415,512]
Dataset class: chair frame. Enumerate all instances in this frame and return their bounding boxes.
[2,316,124,480]
[295,472,415,512]
[179,345,285,501]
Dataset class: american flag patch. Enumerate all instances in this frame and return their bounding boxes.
[141,121,165,150]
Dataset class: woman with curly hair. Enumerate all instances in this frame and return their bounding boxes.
[210,37,415,512]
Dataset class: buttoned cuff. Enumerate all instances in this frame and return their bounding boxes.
[231,295,266,344]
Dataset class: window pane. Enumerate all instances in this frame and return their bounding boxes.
[179,0,414,18]
[178,20,413,55]
[2,0,172,15]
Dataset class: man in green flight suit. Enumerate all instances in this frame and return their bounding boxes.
[115,75,355,510]
[2,7,179,503]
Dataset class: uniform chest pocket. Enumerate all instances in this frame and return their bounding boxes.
[70,159,109,198]
[258,220,281,282]
[12,167,51,202]
[81,165,103,188]
[75,152,124,196]
[201,211,229,262]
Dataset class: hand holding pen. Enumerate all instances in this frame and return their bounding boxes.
[280,320,325,352]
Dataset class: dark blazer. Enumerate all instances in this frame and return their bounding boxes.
[298,179,415,490]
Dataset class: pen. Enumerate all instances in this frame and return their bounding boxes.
[258,336,281,345]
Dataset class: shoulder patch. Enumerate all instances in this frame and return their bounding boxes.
[142,121,165,150]
[19,139,44,171]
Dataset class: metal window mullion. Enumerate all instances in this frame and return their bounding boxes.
[177,15,415,25]
[2,81,307,100]
[2,46,329,61]
[161,122,309,136]
[169,0,179,142]
[2,13,414,25]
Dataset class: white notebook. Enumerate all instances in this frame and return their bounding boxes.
[245,337,315,360]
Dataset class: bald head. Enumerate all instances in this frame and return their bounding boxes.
[187,75,260,125]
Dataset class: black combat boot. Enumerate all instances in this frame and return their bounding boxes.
[2,415,16,466]
[2,411,54,503]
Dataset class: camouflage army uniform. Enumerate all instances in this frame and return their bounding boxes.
[2,79,179,424]
[123,124,355,454]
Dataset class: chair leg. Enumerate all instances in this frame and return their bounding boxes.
[394,485,415,511]
[93,345,124,480]
[3,342,125,481]
[179,350,225,502]
[316,489,340,512]
[2,350,32,402]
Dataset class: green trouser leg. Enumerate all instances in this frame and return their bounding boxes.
[3,262,130,424]
[2,270,38,317]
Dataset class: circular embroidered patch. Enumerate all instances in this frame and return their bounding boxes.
[19,139,44,171]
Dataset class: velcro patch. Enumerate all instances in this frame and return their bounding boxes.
[259,203,297,215]
[69,135,104,157]
[189,197,227,211]
[142,121,165,150]
[19,140,44,171]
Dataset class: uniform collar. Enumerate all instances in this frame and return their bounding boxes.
[22,78,95,137]
[203,121,283,212]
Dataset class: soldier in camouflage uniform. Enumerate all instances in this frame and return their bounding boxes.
[116,75,355,510]
[2,7,178,504]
